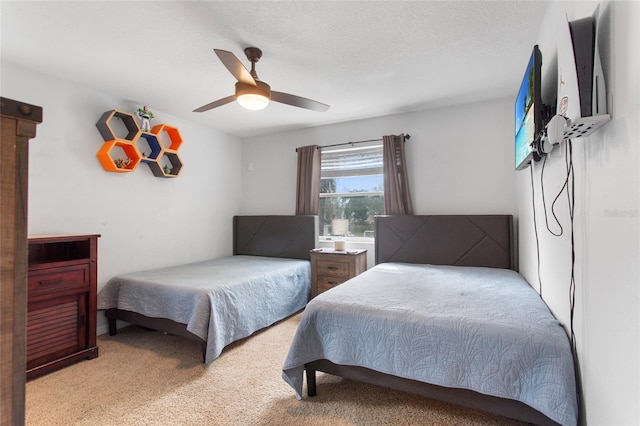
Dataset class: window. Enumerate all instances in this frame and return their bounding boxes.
[319,144,383,241]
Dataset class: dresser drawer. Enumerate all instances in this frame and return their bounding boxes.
[316,260,350,278]
[28,264,90,297]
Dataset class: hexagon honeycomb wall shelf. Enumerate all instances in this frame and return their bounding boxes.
[138,132,163,163]
[96,110,141,142]
[96,109,183,178]
[96,140,142,172]
[151,124,183,151]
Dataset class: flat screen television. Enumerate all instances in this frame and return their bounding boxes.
[515,45,542,170]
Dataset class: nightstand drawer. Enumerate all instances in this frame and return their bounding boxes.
[318,281,343,294]
[316,260,350,278]
[317,275,348,290]
[28,265,90,297]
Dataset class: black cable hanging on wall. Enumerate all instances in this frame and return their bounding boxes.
[537,139,578,349]
[566,140,576,352]
[536,139,579,412]
[530,165,544,298]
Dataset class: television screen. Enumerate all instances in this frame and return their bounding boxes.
[515,45,542,170]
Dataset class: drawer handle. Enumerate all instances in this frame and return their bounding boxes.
[327,266,339,271]
[38,278,64,286]
[328,281,338,285]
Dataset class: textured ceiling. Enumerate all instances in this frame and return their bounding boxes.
[1,1,548,138]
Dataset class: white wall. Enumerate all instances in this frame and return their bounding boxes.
[241,97,516,214]
[518,1,639,424]
[241,98,517,267]
[1,62,243,335]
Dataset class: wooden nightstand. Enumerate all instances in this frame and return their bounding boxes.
[310,249,367,297]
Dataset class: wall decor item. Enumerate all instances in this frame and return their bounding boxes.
[145,123,183,177]
[135,106,154,132]
[95,109,183,178]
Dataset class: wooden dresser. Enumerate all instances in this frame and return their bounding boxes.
[310,248,367,298]
[26,234,100,379]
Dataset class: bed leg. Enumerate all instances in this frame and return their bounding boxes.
[108,318,117,336]
[306,367,317,397]
[202,343,207,363]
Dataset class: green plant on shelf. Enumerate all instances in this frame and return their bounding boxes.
[163,164,173,174]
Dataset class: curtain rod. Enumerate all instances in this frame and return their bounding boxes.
[320,134,410,150]
[295,134,410,152]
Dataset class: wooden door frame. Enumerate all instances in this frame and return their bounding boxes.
[1,97,42,426]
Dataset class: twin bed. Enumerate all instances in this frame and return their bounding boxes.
[282,215,578,426]
[97,215,318,363]
[98,213,577,425]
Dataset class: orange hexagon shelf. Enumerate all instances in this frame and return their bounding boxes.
[96,140,142,173]
[151,124,183,151]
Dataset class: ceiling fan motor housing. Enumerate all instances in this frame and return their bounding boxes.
[244,47,263,63]
[235,80,271,99]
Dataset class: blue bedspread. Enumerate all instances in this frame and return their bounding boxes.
[282,263,577,426]
[98,255,310,363]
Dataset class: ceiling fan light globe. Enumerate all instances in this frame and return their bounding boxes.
[237,94,270,110]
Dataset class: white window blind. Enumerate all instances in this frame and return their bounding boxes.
[321,145,383,178]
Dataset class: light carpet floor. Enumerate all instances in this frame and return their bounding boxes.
[26,312,525,425]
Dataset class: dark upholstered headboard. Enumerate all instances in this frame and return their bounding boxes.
[375,215,515,270]
[233,215,318,260]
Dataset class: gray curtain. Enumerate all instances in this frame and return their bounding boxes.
[383,134,414,215]
[295,145,321,215]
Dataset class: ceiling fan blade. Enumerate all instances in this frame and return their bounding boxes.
[193,95,236,113]
[271,91,330,112]
[214,49,256,86]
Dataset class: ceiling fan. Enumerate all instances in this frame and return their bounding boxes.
[193,47,330,113]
